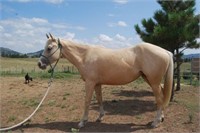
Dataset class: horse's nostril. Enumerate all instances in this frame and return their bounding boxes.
[38,62,41,67]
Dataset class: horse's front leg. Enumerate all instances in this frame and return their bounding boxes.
[78,81,95,128]
[95,84,105,122]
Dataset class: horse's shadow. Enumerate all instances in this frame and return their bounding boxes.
[20,121,152,132]
[113,89,153,98]
[92,89,156,116]
[105,99,155,116]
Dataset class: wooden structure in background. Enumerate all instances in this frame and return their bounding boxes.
[190,57,200,84]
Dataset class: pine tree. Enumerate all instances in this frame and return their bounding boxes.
[135,0,199,95]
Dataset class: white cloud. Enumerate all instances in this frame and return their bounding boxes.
[98,34,113,42]
[8,0,65,4]
[93,33,141,49]
[44,0,64,4]
[8,0,32,2]
[108,21,128,27]
[0,25,4,32]
[107,22,115,27]
[115,34,126,41]
[74,26,86,31]
[0,16,142,53]
[0,17,138,53]
[31,17,48,24]
[51,24,86,31]
[113,0,128,4]
[108,13,115,17]
[63,32,75,40]
[117,21,127,27]
[4,33,12,38]
[196,38,200,43]
[52,23,68,29]
[0,17,86,53]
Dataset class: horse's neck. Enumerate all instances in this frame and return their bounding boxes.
[61,40,88,68]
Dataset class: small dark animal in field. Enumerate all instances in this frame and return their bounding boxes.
[25,73,32,84]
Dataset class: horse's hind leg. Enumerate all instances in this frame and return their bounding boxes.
[151,85,165,128]
[142,74,165,127]
[95,84,105,122]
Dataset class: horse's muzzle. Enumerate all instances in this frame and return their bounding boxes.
[38,61,47,70]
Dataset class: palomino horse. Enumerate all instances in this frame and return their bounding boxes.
[38,33,173,128]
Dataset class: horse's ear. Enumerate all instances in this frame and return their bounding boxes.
[46,33,49,39]
[49,33,55,40]
[58,38,62,47]
[58,38,61,44]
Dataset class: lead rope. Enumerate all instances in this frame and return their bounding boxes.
[0,39,62,131]
[0,76,53,131]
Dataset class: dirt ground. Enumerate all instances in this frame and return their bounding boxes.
[0,76,199,132]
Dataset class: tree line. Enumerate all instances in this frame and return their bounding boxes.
[0,52,28,58]
[0,52,40,58]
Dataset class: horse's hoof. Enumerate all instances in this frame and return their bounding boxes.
[96,119,101,122]
[96,112,104,122]
[78,122,84,128]
[161,117,164,122]
[151,121,159,128]
[78,120,87,128]
[151,124,157,128]
[96,117,103,122]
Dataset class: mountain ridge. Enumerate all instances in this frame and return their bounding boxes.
[0,47,43,57]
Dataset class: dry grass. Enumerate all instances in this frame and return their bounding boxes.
[0,77,199,132]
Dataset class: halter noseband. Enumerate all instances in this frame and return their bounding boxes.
[41,38,62,77]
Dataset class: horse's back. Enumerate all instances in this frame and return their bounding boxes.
[133,43,170,54]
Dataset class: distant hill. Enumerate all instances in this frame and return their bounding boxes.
[0,47,22,56]
[182,53,200,59]
[27,50,43,57]
[0,47,43,58]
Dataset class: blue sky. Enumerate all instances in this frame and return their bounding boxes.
[0,0,199,54]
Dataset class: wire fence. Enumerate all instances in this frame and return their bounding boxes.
[0,65,79,78]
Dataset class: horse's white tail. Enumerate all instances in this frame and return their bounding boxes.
[163,52,174,108]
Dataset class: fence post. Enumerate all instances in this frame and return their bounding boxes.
[72,66,74,73]
[190,63,192,85]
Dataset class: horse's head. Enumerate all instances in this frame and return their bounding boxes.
[38,33,62,70]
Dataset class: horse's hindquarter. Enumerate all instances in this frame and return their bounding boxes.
[83,48,141,85]
[134,43,170,84]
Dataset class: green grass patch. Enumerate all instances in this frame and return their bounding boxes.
[71,128,79,133]
[181,77,199,86]
[47,100,56,107]
[19,98,40,107]
[8,115,16,122]
[174,89,199,115]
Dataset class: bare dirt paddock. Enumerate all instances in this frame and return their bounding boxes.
[0,76,199,132]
